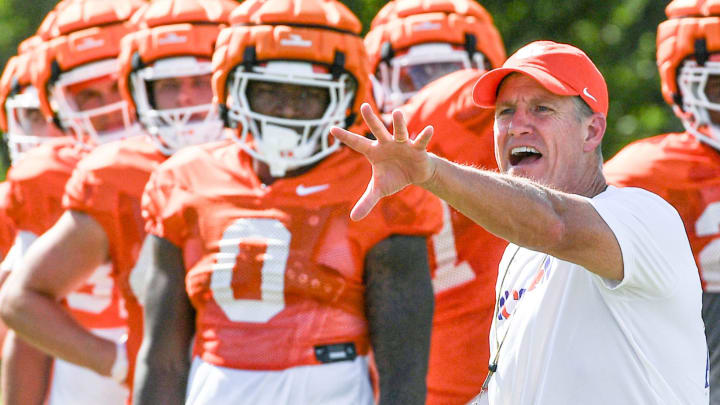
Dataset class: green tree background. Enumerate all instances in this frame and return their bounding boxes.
[0,0,682,171]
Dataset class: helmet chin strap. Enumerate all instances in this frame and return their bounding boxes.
[259,124,301,177]
[258,123,327,177]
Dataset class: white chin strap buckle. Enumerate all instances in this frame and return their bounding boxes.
[259,124,302,177]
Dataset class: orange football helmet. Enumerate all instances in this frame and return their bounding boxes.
[658,0,720,150]
[33,0,146,147]
[212,0,371,177]
[0,36,63,161]
[117,0,236,155]
[364,0,506,113]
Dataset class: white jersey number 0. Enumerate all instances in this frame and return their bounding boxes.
[210,218,290,323]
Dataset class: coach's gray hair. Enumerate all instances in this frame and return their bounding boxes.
[573,96,594,122]
[573,96,604,159]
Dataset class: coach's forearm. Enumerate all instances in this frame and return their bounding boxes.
[420,154,568,252]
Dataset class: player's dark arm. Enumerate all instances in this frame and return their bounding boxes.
[133,235,195,405]
[365,234,433,405]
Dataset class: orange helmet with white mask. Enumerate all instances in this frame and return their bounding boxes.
[0,36,63,161]
[33,0,146,147]
[117,0,237,155]
[212,0,371,177]
[658,0,720,150]
[364,0,506,113]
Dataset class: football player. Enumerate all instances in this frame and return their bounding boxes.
[603,1,720,401]
[366,1,508,403]
[0,1,144,402]
[0,36,36,405]
[134,0,442,404]
[0,0,236,401]
[364,0,505,115]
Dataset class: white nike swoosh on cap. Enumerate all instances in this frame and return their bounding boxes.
[582,87,598,103]
[296,184,330,196]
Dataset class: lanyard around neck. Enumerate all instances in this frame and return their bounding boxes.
[481,246,549,393]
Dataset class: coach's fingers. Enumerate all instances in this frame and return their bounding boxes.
[360,103,392,143]
[350,179,382,221]
[330,126,373,155]
[391,109,409,144]
[414,125,434,150]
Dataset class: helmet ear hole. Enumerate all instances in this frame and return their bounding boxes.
[49,60,61,85]
[131,52,145,72]
[695,39,709,67]
[331,51,346,80]
[464,33,477,61]
[142,80,156,112]
[673,93,684,111]
[243,47,257,73]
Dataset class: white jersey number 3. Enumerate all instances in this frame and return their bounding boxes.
[211,218,289,323]
[66,263,114,314]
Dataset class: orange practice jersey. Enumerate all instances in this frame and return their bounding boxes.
[605,132,720,292]
[5,137,125,330]
[63,135,166,388]
[143,141,442,371]
[0,181,17,259]
[402,69,508,405]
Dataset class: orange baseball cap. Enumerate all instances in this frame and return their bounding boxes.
[472,40,608,115]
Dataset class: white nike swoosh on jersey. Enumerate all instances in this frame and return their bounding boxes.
[296,184,330,196]
[582,87,598,103]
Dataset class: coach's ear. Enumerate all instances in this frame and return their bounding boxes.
[583,113,606,154]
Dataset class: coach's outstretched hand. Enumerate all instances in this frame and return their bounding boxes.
[330,103,435,221]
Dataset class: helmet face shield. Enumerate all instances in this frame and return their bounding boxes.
[131,57,224,155]
[5,85,62,161]
[677,58,720,150]
[51,59,139,146]
[397,60,467,93]
[227,61,356,177]
[246,80,331,121]
[374,43,482,112]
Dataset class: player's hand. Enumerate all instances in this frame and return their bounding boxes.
[330,103,435,221]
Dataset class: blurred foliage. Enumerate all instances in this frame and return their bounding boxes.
[0,0,682,178]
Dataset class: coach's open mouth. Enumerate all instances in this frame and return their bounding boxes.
[509,146,542,166]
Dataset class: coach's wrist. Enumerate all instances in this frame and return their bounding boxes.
[417,153,441,190]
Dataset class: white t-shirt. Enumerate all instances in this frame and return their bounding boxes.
[487,186,709,405]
